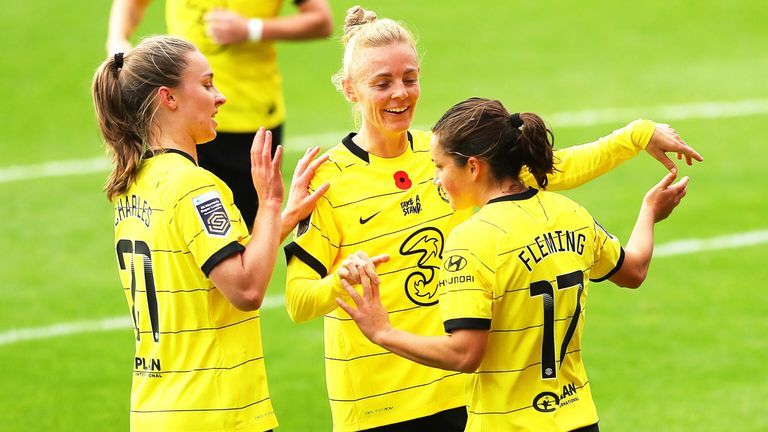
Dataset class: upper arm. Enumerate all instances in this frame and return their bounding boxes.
[448,329,489,372]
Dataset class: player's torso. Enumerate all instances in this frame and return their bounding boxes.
[318,131,470,430]
[466,192,600,431]
[113,154,275,431]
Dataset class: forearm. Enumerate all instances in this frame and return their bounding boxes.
[286,267,345,322]
[612,206,655,288]
[240,202,282,301]
[375,330,475,373]
[262,1,332,40]
[106,0,150,48]
[539,119,656,191]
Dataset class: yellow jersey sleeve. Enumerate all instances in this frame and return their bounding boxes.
[172,168,249,276]
[439,221,495,332]
[522,118,656,190]
[588,218,625,281]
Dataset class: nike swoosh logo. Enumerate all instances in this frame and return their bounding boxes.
[359,211,381,224]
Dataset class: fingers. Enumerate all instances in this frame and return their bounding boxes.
[371,254,391,267]
[655,171,678,190]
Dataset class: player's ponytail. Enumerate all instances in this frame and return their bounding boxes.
[91,36,195,201]
[432,98,555,189]
[515,112,555,189]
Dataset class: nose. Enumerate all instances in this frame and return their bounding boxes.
[391,81,408,100]
[433,175,441,186]
[215,88,227,106]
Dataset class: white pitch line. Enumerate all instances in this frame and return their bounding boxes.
[2,98,768,185]
[1,229,768,347]
[0,293,285,347]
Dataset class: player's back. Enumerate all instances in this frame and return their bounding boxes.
[447,189,620,431]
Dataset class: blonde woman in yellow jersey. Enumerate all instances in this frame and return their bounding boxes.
[106,0,333,228]
[338,97,693,432]
[92,36,327,431]
[283,6,703,431]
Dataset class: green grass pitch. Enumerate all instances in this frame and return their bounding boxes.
[1,0,767,430]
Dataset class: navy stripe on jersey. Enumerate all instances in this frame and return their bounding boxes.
[590,247,625,282]
[131,396,271,414]
[328,371,462,403]
[444,317,491,332]
[284,241,328,277]
[201,241,245,276]
[136,315,259,336]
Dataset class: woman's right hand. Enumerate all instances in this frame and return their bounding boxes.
[337,250,390,287]
[643,171,689,223]
[250,127,284,209]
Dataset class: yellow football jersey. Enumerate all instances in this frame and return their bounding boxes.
[166,0,285,132]
[439,189,623,432]
[283,119,653,431]
[114,150,277,432]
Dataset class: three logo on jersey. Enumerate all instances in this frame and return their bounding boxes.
[532,383,580,412]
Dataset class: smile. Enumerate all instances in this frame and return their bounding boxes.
[384,107,408,113]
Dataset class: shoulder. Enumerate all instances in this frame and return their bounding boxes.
[409,129,433,152]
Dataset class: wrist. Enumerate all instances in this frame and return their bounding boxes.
[247,18,264,41]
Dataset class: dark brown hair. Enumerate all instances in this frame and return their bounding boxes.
[92,36,196,200]
[432,97,555,189]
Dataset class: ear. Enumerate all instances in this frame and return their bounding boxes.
[157,86,178,110]
[342,78,358,103]
[467,157,481,180]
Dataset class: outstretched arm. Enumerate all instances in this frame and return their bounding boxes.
[205,0,333,46]
[610,172,689,288]
[106,0,151,54]
[538,120,703,191]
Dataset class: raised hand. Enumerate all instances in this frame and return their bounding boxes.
[250,127,284,209]
[643,171,689,223]
[645,124,704,173]
[281,146,330,239]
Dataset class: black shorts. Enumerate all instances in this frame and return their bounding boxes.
[362,406,467,432]
[196,125,283,229]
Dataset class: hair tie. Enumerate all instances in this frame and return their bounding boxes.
[509,113,523,129]
[113,52,124,72]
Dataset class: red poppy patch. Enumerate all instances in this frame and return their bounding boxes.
[394,171,412,190]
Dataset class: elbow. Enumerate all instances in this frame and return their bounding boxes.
[616,268,647,289]
[232,289,264,311]
[455,351,484,373]
[315,16,333,38]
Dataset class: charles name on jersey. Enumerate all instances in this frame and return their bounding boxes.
[517,229,586,272]
[114,194,152,227]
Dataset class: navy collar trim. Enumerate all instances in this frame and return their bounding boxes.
[341,131,414,163]
[487,187,539,203]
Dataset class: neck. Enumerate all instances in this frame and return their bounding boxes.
[354,124,409,158]
[150,129,199,163]
[479,178,528,205]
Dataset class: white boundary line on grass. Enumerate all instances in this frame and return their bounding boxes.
[1,229,767,347]
[2,98,768,184]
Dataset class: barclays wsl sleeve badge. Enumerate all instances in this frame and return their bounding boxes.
[192,191,231,237]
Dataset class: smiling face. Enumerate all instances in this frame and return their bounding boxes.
[344,42,420,136]
[430,134,476,210]
[173,50,227,144]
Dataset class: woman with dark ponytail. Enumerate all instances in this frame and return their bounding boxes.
[92,35,327,432]
[339,97,691,432]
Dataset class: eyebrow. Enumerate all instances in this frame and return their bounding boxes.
[370,67,419,79]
